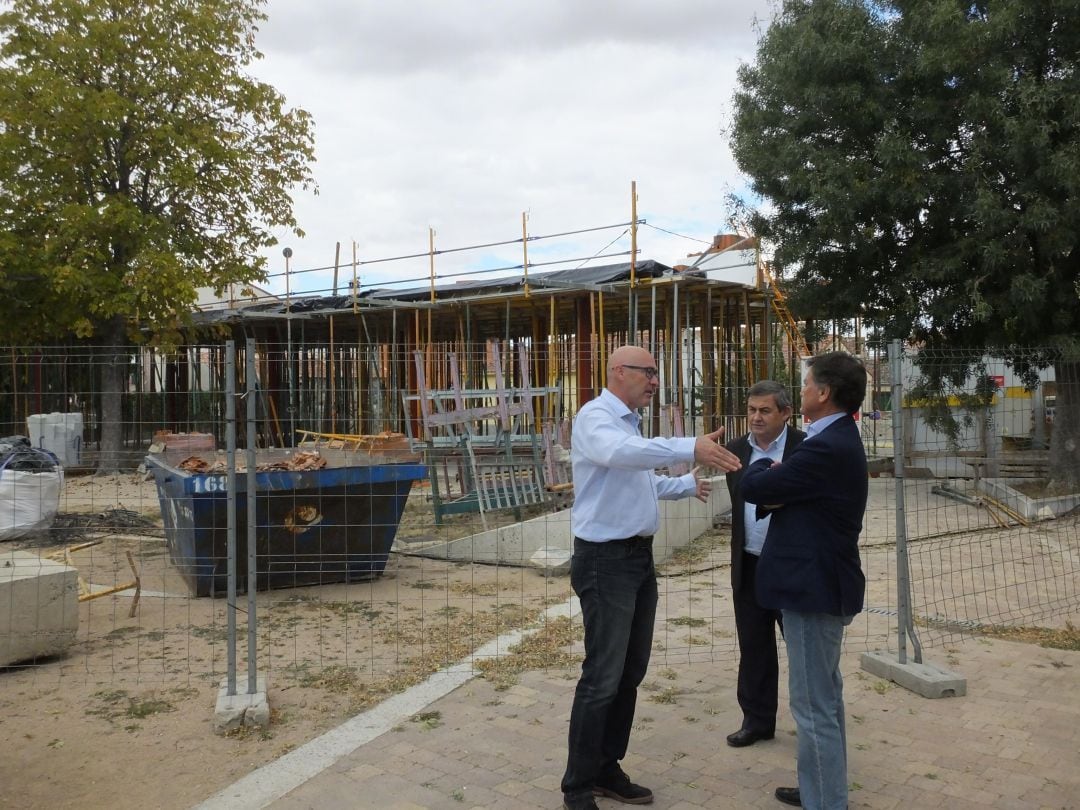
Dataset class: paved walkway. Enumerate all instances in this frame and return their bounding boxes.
[196,590,1080,810]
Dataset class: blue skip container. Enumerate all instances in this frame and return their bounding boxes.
[145,450,426,597]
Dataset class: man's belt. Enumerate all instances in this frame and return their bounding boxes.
[575,534,653,545]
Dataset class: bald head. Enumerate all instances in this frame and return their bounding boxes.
[607,345,659,409]
[608,345,652,374]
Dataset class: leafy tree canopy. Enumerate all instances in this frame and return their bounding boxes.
[0,0,316,344]
[732,0,1080,353]
[731,0,1080,488]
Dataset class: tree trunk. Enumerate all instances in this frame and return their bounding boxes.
[97,315,128,474]
[1047,358,1080,494]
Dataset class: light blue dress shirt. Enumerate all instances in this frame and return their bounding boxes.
[742,428,788,556]
[805,411,846,438]
[570,389,698,542]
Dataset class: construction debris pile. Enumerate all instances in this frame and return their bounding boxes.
[177,451,327,475]
[9,508,161,549]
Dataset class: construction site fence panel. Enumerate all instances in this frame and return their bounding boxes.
[0,341,1076,701]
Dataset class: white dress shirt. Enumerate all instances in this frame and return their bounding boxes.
[570,389,698,542]
[742,428,788,556]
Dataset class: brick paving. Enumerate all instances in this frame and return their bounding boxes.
[202,481,1080,810]
[240,617,1080,810]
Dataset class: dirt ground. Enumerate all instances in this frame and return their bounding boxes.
[0,472,575,810]
[3,472,1077,809]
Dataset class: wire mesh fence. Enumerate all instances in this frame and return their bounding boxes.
[886,344,1080,652]
[2,340,1078,700]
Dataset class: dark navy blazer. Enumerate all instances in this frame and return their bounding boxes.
[739,414,868,617]
[725,425,806,592]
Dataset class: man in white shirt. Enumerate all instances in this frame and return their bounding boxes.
[561,345,742,810]
[722,380,804,749]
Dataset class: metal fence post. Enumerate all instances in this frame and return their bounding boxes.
[889,339,922,665]
[225,340,237,695]
[246,339,259,694]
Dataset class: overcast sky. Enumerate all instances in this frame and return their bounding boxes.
[247,0,775,297]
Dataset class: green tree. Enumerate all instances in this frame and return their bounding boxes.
[0,0,315,470]
[731,0,1080,491]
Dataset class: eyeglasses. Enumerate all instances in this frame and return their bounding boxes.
[620,364,658,380]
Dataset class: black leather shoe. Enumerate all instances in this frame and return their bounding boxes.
[726,727,775,747]
[563,793,600,810]
[774,786,802,806]
[593,767,654,804]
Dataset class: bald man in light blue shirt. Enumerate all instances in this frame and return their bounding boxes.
[561,345,741,810]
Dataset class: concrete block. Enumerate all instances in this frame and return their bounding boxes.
[0,550,79,666]
[529,545,572,576]
[214,675,270,734]
[861,650,967,698]
[977,477,1080,521]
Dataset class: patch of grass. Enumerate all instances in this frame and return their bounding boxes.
[971,620,1080,651]
[476,616,581,691]
[87,689,175,723]
[265,612,305,631]
[542,592,572,606]
[225,716,278,742]
[271,594,320,607]
[126,697,175,719]
[331,604,551,715]
[667,616,707,628]
[92,689,127,706]
[321,601,382,621]
[649,687,679,705]
[143,630,166,642]
[657,527,729,572]
[449,581,499,597]
[190,624,228,643]
[411,710,443,730]
[297,664,360,693]
[280,661,313,681]
[104,626,140,639]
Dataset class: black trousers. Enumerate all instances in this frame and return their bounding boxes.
[733,551,783,732]
[561,536,657,800]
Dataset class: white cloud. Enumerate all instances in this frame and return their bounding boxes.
[249,0,773,295]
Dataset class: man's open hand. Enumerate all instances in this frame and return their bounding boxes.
[693,427,741,473]
[691,466,713,503]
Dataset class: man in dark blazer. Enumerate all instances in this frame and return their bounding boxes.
[723,380,805,748]
[741,352,868,810]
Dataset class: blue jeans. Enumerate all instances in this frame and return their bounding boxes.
[561,537,657,800]
[782,610,855,810]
